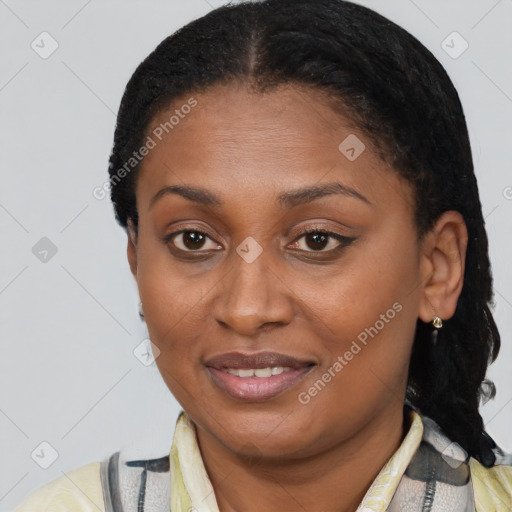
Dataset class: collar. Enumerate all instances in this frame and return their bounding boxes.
[169,408,423,512]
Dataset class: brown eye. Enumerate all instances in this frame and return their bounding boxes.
[292,229,354,253]
[304,231,330,251]
[164,230,221,252]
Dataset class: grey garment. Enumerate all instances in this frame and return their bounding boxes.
[99,408,509,512]
[100,451,171,512]
[387,415,476,512]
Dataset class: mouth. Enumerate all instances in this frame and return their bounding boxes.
[205,351,316,402]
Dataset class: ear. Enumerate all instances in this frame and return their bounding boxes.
[418,210,468,323]
[127,218,138,278]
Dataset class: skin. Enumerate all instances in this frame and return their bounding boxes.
[126,81,468,512]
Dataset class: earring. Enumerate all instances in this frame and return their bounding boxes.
[431,315,443,345]
[138,301,144,319]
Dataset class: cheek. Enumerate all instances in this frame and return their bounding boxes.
[135,251,203,371]
[302,230,419,390]
[305,233,418,339]
[136,229,201,323]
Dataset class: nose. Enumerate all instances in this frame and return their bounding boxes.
[211,242,294,336]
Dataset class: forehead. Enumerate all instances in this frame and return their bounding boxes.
[137,82,413,213]
[146,82,360,151]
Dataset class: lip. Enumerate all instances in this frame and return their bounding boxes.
[205,351,314,370]
[205,351,315,402]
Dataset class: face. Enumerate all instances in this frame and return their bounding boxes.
[129,82,425,460]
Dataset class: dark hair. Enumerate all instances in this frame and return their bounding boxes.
[108,0,501,466]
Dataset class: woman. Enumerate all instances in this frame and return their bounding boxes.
[14,0,512,510]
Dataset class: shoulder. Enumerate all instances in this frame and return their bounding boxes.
[14,449,172,512]
[13,461,104,512]
[470,457,512,511]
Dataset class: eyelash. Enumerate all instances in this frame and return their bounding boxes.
[162,226,355,257]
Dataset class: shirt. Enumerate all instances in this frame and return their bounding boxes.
[13,409,512,511]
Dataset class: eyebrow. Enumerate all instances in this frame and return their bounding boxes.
[149,182,371,210]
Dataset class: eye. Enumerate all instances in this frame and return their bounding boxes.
[290,228,355,253]
[163,226,355,257]
[164,229,221,252]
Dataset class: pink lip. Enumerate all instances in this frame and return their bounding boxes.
[205,351,315,402]
[206,366,315,402]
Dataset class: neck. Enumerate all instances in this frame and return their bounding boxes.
[193,404,410,512]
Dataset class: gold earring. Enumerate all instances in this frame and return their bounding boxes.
[431,315,442,345]
[432,316,443,329]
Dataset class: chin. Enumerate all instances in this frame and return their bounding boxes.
[211,411,319,457]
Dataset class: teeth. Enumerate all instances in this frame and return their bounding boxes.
[222,366,292,378]
[254,367,272,378]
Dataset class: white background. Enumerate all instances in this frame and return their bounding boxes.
[1,0,511,510]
